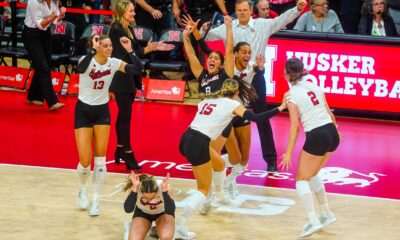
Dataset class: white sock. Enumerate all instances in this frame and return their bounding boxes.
[92,156,107,200]
[228,164,247,182]
[221,154,232,168]
[77,162,90,186]
[212,170,226,199]
[177,191,206,227]
[310,175,330,217]
[296,180,319,225]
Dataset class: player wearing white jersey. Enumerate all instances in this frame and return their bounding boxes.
[176,78,286,239]
[124,172,175,240]
[280,58,341,238]
[74,35,143,217]
[223,42,267,200]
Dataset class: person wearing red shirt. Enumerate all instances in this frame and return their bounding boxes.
[252,0,279,19]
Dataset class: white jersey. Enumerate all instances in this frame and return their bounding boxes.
[190,98,241,140]
[287,80,332,132]
[136,186,165,215]
[78,57,122,105]
[234,61,255,86]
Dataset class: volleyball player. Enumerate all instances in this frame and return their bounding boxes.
[280,58,341,238]
[176,77,286,239]
[223,45,266,199]
[75,34,143,216]
[182,15,238,211]
[124,172,175,240]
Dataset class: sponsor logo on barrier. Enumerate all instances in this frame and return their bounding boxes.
[26,71,66,93]
[66,73,80,95]
[145,79,185,101]
[16,74,23,82]
[138,160,385,188]
[0,66,30,89]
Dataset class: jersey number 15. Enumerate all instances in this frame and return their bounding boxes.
[199,103,217,115]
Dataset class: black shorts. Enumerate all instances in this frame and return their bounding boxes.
[232,115,250,128]
[133,201,175,222]
[303,123,340,156]
[179,128,211,166]
[74,100,110,129]
[221,122,232,138]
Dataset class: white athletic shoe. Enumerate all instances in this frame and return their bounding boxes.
[298,222,323,238]
[212,195,242,208]
[77,186,89,209]
[320,211,337,228]
[199,201,212,215]
[89,198,101,216]
[174,225,196,240]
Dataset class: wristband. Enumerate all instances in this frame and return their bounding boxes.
[89,48,97,55]
[223,12,228,16]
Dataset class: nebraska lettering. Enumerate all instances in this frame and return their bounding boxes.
[89,69,111,80]
[286,51,375,75]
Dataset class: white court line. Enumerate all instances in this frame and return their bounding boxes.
[1,163,399,202]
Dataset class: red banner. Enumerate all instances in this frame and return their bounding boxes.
[207,39,400,113]
[145,78,186,102]
[66,74,80,95]
[27,71,66,93]
[0,66,30,89]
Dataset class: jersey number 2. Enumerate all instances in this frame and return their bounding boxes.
[93,81,105,90]
[307,91,320,106]
[199,103,217,115]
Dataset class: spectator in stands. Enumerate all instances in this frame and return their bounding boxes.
[172,0,228,28]
[294,0,344,33]
[358,0,399,36]
[388,0,400,33]
[269,0,297,28]
[61,0,91,40]
[89,0,101,24]
[109,0,174,171]
[388,0,400,34]
[338,0,363,34]
[253,0,279,19]
[135,0,172,37]
[23,0,65,111]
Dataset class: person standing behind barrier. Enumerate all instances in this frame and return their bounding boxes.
[60,0,91,39]
[253,0,279,19]
[23,0,66,111]
[204,0,307,172]
[293,0,344,33]
[172,0,228,28]
[135,0,171,37]
[74,34,143,216]
[280,58,340,238]
[109,0,174,171]
[358,0,399,36]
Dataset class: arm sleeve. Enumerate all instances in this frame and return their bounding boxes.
[197,38,213,55]
[124,192,138,213]
[162,191,175,214]
[242,108,280,122]
[123,53,144,75]
[76,51,95,74]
